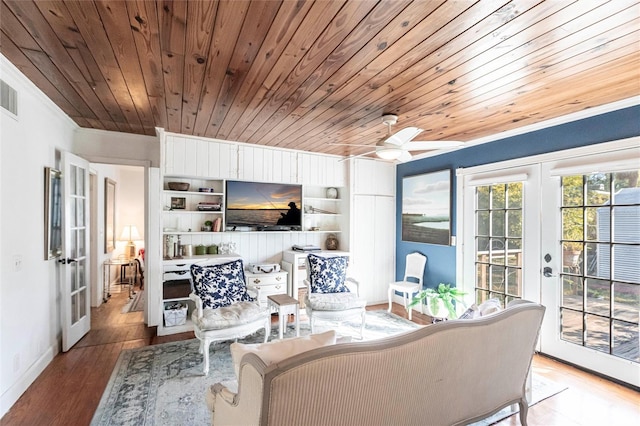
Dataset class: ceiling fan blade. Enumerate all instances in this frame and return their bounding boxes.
[329,142,374,147]
[384,127,422,146]
[404,140,464,150]
[338,150,376,162]
[397,150,413,163]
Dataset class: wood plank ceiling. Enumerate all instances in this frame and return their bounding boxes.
[1,0,639,159]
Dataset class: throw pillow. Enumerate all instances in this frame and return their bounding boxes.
[230,330,337,378]
[307,254,349,293]
[476,298,502,317]
[191,260,252,309]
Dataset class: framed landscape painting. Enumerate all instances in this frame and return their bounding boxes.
[402,169,451,245]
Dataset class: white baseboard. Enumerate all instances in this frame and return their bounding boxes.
[0,344,57,418]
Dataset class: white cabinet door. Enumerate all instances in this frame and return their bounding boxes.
[351,195,395,303]
[299,152,345,187]
[353,159,395,196]
[164,135,238,179]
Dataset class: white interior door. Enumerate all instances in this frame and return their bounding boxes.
[61,152,91,351]
[540,147,639,387]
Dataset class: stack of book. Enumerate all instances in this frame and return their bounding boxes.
[292,244,321,252]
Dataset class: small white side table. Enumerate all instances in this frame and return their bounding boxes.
[267,294,300,340]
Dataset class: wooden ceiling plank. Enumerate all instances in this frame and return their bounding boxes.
[63,0,147,134]
[0,29,82,120]
[236,0,386,143]
[126,0,168,130]
[190,0,251,137]
[223,0,348,141]
[431,40,640,133]
[33,1,132,133]
[0,3,99,121]
[3,0,123,131]
[341,3,639,146]
[442,20,640,118]
[384,20,638,141]
[447,55,640,141]
[179,0,218,134]
[158,0,187,133]
[204,0,283,139]
[272,0,518,151]
[211,0,314,140]
[298,0,619,150]
[94,0,157,135]
[251,0,417,148]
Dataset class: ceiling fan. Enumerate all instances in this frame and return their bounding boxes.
[335,114,463,162]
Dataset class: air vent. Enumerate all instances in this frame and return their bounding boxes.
[1,79,18,116]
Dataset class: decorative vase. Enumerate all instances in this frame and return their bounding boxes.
[325,233,339,250]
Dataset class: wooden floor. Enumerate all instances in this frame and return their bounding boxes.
[1,287,638,426]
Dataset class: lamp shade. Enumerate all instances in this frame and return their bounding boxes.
[376,147,403,160]
[120,225,141,242]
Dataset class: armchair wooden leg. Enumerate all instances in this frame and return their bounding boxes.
[518,399,528,426]
[202,338,212,375]
[263,317,270,342]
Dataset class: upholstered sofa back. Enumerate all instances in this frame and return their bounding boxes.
[210,302,545,426]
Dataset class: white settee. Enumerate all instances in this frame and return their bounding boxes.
[208,301,545,426]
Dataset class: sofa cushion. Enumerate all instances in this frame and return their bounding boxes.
[306,292,367,311]
[230,330,337,378]
[307,254,349,293]
[192,301,266,331]
[191,260,252,309]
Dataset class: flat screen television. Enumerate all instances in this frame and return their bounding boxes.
[225,181,302,230]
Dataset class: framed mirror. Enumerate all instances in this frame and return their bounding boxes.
[105,178,116,253]
[44,167,62,260]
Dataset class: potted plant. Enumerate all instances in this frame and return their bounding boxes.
[407,283,467,319]
[202,220,213,232]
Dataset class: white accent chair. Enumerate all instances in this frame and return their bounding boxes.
[387,252,427,320]
[304,254,367,339]
[189,261,270,375]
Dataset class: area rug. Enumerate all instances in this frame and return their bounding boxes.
[121,290,144,313]
[91,311,564,425]
[469,374,567,425]
[91,311,417,425]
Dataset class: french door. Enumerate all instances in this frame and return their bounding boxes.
[460,139,639,387]
[61,152,91,351]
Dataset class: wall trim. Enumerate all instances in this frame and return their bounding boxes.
[0,345,57,418]
[456,136,640,177]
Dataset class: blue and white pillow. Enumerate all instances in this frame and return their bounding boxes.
[191,260,253,309]
[307,254,349,293]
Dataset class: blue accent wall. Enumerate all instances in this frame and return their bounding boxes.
[395,105,640,288]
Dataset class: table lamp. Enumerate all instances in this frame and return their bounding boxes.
[120,225,141,260]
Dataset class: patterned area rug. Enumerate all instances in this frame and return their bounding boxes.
[91,311,418,425]
[91,311,564,425]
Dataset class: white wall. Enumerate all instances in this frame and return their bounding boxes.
[0,55,77,416]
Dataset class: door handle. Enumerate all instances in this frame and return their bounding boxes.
[543,267,555,278]
[58,258,77,264]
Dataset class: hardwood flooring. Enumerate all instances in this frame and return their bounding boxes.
[1,287,638,426]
